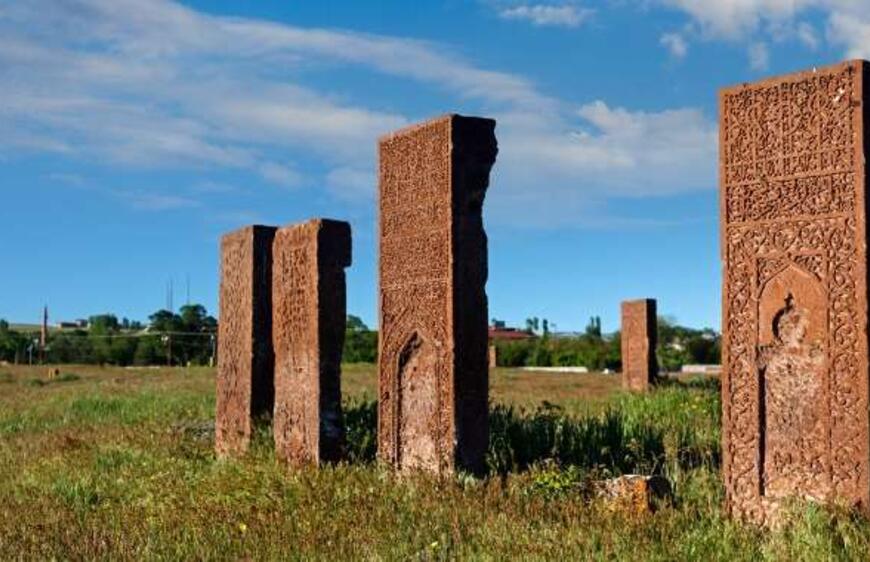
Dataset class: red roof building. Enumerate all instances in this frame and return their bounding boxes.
[488,326,534,341]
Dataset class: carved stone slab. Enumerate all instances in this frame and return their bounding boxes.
[720,60,870,524]
[272,219,351,466]
[621,299,658,392]
[215,225,277,458]
[377,114,497,475]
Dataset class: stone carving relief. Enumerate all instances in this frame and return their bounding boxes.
[720,61,870,523]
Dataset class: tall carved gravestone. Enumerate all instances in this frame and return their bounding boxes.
[621,299,658,391]
[272,219,351,465]
[378,114,497,475]
[215,225,277,457]
[721,60,870,524]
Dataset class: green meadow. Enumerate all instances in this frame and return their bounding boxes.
[0,364,868,560]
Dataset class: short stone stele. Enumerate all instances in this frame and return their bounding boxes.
[721,60,870,524]
[272,219,351,466]
[215,225,277,458]
[621,299,658,392]
[378,114,498,475]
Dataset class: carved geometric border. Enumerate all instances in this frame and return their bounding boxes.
[724,216,863,521]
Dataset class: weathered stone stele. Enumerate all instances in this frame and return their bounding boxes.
[215,225,277,458]
[621,299,658,392]
[489,344,498,370]
[378,114,497,475]
[720,60,870,524]
[272,219,351,465]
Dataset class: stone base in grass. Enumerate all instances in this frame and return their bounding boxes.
[595,475,671,516]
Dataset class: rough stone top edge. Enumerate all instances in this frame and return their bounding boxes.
[275,218,352,266]
[621,298,657,307]
[221,224,278,242]
[377,113,496,145]
[719,59,867,98]
[276,217,351,233]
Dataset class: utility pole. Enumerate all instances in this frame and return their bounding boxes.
[39,306,48,364]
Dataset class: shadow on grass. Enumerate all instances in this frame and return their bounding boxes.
[183,386,720,479]
[243,399,379,464]
[338,398,718,477]
[486,402,666,476]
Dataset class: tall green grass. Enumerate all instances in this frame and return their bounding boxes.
[1,371,869,560]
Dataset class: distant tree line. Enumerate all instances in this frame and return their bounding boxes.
[0,305,217,366]
[0,309,719,371]
[343,315,378,363]
[494,316,721,372]
[0,308,380,367]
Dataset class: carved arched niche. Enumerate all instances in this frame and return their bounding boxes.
[396,331,440,472]
[758,264,826,348]
[757,263,831,500]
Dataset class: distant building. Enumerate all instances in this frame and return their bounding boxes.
[681,364,722,375]
[57,319,89,329]
[488,324,534,342]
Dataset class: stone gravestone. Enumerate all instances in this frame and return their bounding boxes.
[272,219,351,465]
[621,299,658,391]
[378,114,497,475]
[215,225,277,457]
[489,344,498,370]
[721,60,870,524]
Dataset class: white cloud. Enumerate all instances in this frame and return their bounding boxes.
[796,21,819,49]
[660,32,688,59]
[482,100,717,226]
[325,167,375,201]
[827,10,870,58]
[0,0,718,227]
[256,162,303,189]
[658,0,816,39]
[499,4,593,27]
[748,42,770,71]
[507,102,716,195]
[656,0,870,64]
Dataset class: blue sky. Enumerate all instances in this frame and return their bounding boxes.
[1,0,868,332]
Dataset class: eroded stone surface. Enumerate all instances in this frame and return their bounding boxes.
[378,114,497,475]
[720,60,870,524]
[215,225,276,458]
[272,219,351,466]
[621,299,657,392]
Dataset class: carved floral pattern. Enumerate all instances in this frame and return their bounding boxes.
[721,62,869,524]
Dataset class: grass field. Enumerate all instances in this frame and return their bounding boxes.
[1,364,868,560]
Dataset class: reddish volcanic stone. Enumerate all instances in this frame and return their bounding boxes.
[720,60,870,524]
[215,225,277,458]
[272,219,351,466]
[377,114,497,475]
[620,299,658,392]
